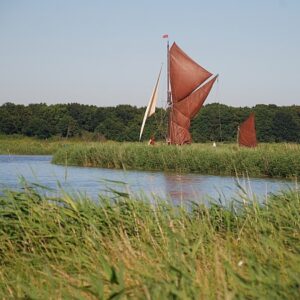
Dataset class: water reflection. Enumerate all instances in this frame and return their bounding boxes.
[163,173,205,205]
[0,155,296,205]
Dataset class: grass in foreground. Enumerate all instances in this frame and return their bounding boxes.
[0,186,299,299]
[53,142,300,178]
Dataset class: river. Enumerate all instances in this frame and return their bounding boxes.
[0,155,295,205]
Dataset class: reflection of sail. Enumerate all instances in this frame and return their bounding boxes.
[163,173,204,205]
[139,66,162,140]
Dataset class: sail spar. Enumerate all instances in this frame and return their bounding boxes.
[168,42,217,145]
[139,66,162,141]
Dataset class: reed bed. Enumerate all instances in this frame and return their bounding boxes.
[52,142,300,178]
[0,185,299,299]
[0,135,78,155]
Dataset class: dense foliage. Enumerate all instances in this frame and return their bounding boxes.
[0,102,299,142]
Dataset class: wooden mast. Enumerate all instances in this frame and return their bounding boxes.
[167,39,171,106]
[165,35,172,143]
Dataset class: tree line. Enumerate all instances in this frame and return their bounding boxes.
[0,102,299,142]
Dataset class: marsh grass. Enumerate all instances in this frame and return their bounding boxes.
[0,135,86,155]
[0,184,299,299]
[1,136,299,178]
[52,142,300,178]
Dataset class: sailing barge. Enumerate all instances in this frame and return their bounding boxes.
[140,39,218,145]
[140,37,257,148]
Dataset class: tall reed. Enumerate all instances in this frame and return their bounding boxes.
[0,185,299,299]
[52,142,300,178]
[0,135,84,155]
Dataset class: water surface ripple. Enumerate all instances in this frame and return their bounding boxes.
[0,155,295,205]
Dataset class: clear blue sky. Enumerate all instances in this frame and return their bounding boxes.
[0,0,299,107]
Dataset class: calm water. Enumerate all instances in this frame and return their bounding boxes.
[0,155,296,205]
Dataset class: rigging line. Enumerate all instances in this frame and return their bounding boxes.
[215,76,222,142]
[155,76,170,140]
[153,75,169,139]
[154,105,168,140]
[218,103,222,142]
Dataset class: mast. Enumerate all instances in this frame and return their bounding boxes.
[167,39,171,106]
[162,34,171,105]
[162,34,172,143]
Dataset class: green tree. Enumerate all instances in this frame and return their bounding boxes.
[56,116,80,138]
[272,111,300,142]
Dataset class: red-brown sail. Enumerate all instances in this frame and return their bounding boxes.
[174,75,218,119]
[170,43,212,103]
[238,113,257,147]
[168,42,217,145]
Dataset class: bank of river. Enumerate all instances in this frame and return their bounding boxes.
[0,155,296,205]
[52,142,300,178]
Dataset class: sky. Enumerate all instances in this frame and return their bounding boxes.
[0,0,299,108]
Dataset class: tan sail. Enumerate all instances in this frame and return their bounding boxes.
[139,66,162,141]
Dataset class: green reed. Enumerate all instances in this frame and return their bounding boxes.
[52,142,300,178]
[0,185,299,299]
[0,135,80,155]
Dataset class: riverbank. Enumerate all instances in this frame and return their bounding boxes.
[53,142,300,178]
[0,186,299,298]
[1,136,299,178]
[0,135,82,155]
[2,154,294,203]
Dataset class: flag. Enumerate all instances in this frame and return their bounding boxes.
[162,34,168,39]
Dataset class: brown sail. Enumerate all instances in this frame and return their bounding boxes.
[238,113,257,147]
[170,43,212,103]
[168,42,217,145]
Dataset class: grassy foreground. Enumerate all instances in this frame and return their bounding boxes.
[53,142,300,178]
[0,186,299,299]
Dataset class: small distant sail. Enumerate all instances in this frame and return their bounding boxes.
[139,66,162,141]
[238,113,257,147]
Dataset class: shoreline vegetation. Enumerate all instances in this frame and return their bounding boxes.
[0,136,299,178]
[0,186,299,298]
[1,136,299,178]
[52,142,300,178]
[0,135,77,155]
